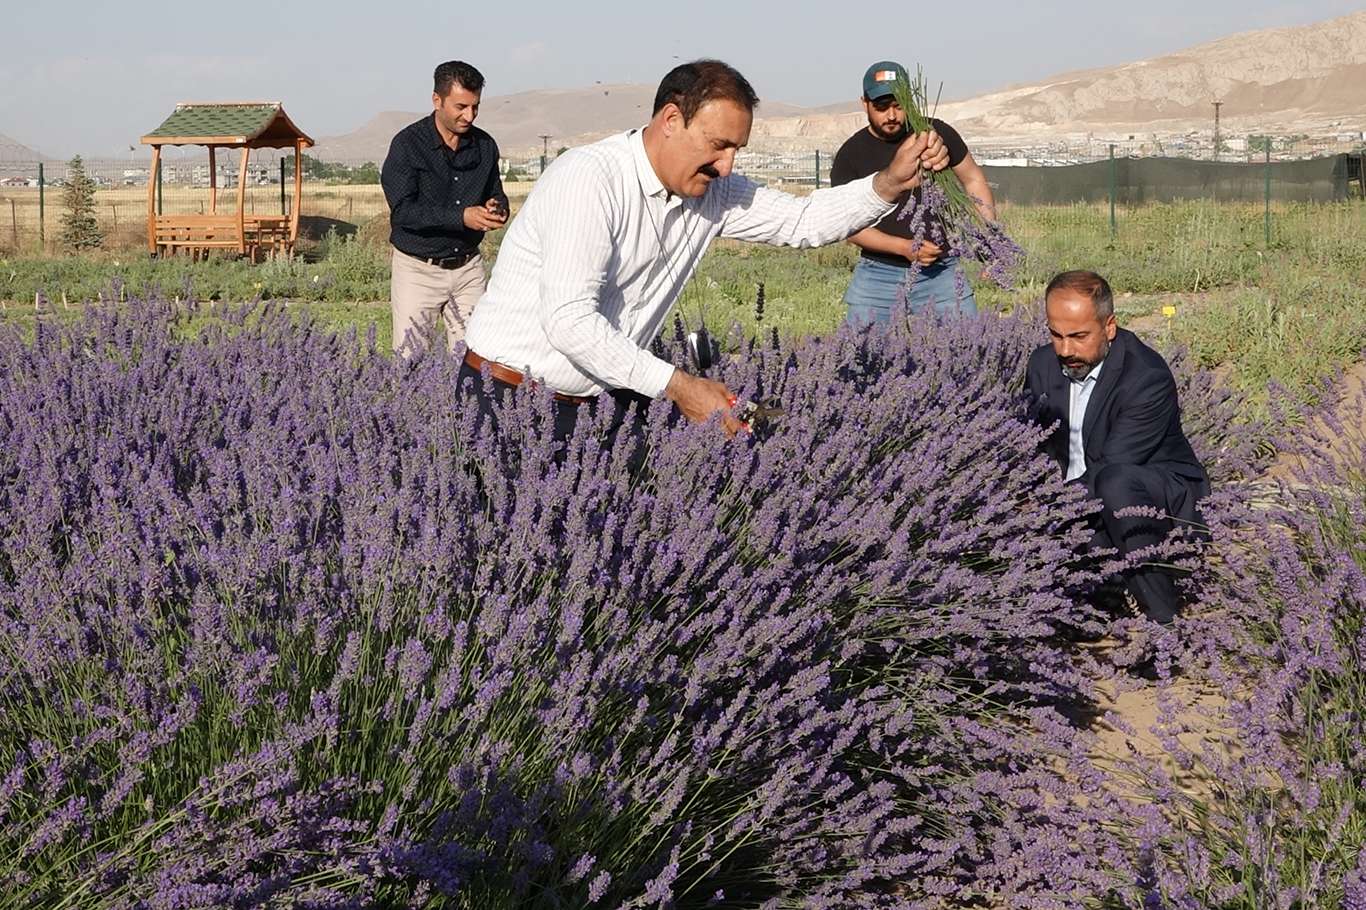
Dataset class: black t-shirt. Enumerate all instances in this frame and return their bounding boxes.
[829,118,968,268]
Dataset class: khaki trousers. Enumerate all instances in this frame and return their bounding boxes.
[390,246,487,355]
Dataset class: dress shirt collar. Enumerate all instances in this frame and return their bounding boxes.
[427,113,448,150]
[628,128,671,202]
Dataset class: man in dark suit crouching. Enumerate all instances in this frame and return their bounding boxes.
[1026,270,1210,624]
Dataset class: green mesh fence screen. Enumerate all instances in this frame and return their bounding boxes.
[985,154,1361,204]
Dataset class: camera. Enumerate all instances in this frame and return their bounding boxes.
[685,326,720,372]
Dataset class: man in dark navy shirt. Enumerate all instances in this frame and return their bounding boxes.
[382,60,508,354]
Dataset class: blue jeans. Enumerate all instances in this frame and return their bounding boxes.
[843,256,978,326]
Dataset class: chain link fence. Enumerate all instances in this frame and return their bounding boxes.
[1,135,1363,254]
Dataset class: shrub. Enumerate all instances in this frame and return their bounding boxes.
[0,298,1324,907]
[1100,393,1366,909]
[0,301,1146,906]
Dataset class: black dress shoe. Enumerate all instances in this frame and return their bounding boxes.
[1126,655,1180,682]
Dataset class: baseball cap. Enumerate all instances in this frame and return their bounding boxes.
[862,61,907,101]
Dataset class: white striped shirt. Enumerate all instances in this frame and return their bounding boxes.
[464,128,895,398]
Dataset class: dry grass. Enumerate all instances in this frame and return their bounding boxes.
[0,182,534,254]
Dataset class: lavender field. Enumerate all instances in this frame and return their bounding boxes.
[0,297,1364,908]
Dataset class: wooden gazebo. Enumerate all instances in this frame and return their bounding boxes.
[141,102,313,258]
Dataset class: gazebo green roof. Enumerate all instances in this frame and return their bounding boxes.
[140,102,313,148]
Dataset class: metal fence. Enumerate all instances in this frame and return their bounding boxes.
[0,154,395,252]
[1,135,1363,253]
[0,150,841,252]
[454,150,836,187]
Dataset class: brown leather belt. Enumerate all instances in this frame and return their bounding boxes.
[463,350,595,405]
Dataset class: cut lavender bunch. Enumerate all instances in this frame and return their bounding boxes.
[890,67,1024,289]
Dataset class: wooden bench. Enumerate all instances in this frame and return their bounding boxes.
[154,214,243,259]
[244,215,292,256]
[152,214,295,260]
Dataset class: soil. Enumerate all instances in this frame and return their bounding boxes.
[1085,668,1234,803]
[1267,360,1366,482]
[1086,359,1366,806]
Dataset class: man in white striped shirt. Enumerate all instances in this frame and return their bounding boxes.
[462,59,947,449]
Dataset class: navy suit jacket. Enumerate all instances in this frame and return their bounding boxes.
[1025,328,1211,523]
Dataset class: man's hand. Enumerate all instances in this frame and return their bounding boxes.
[872,130,950,202]
[920,130,950,174]
[463,199,508,231]
[665,370,744,436]
[906,238,942,266]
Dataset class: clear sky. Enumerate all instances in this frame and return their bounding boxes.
[4,0,1362,157]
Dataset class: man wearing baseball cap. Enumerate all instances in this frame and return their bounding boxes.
[830,60,997,323]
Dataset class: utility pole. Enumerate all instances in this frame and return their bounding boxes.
[1212,100,1223,161]
[538,134,552,176]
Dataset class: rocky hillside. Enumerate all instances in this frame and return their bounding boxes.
[0,134,47,162]
[313,10,1366,160]
[311,85,808,162]
[751,10,1366,145]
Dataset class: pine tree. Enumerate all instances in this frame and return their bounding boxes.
[60,155,102,251]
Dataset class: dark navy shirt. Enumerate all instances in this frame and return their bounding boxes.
[381,114,507,259]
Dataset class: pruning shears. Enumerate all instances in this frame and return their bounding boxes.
[728,395,786,434]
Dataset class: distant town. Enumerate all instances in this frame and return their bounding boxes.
[4,125,1361,193]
